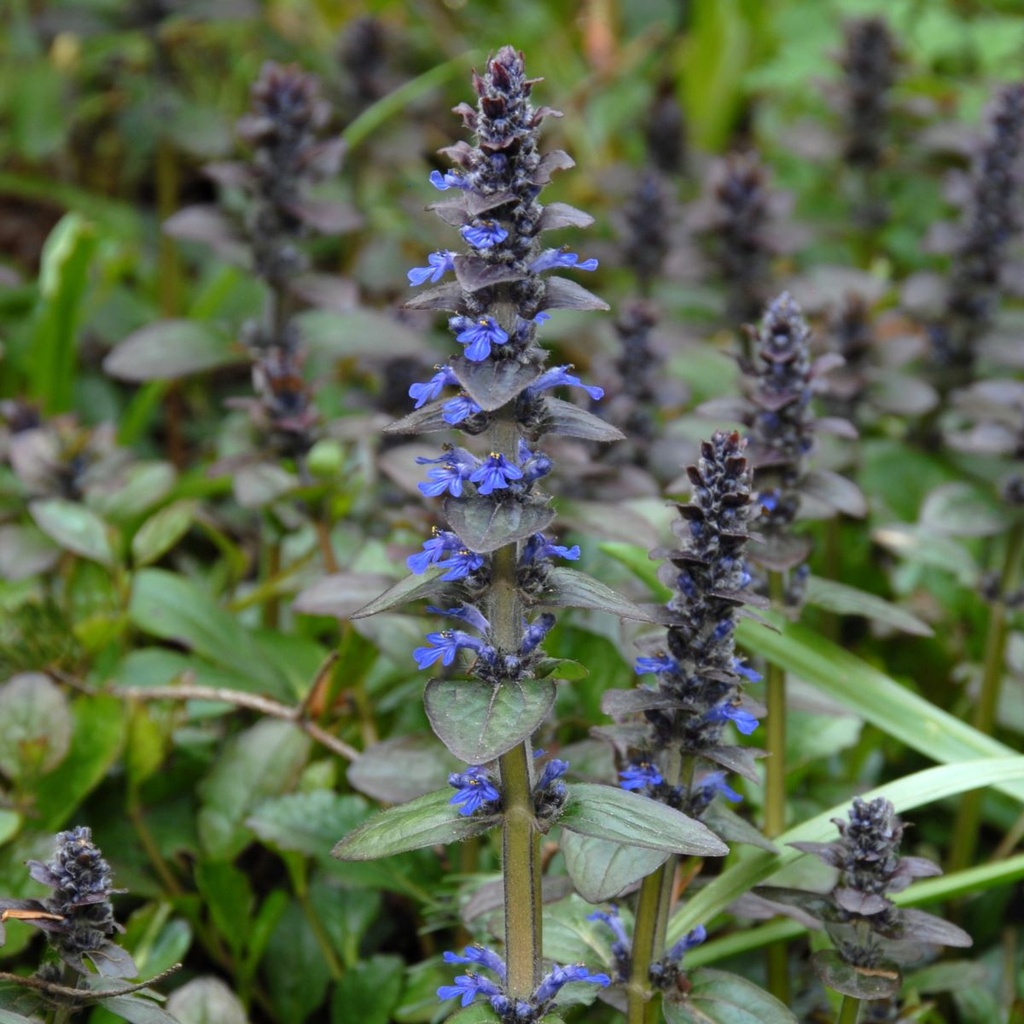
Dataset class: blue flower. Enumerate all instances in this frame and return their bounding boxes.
[712,619,735,641]
[470,452,524,495]
[696,771,742,804]
[429,169,469,191]
[409,365,458,408]
[533,963,610,1007]
[733,658,762,683]
[705,701,759,736]
[535,755,569,793]
[620,761,663,791]
[437,973,504,1008]
[407,530,460,574]
[664,925,707,964]
[413,630,490,669]
[450,315,510,362]
[528,364,605,401]
[416,448,478,497]
[408,250,456,286]
[442,395,484,425]
[426,603,490,633]
[529,248,599,274]
[587,907,631,953]
[447,768,501,816]
[460,221,508,249]
[520,613,555,655]
[437,548,487,581]
[635,654,677,675]
[521,533,580,564]
[443,946,507,981]
[518,447,553,485]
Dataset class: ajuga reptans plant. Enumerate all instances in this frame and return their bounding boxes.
[333,46,725,1023]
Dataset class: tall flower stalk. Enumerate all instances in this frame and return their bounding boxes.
[599,430,761,1023]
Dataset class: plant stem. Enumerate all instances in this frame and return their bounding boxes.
[837,993,862,1024]
[484,411,541,998]
[627,868,664,1024]
[949,520,1024,872]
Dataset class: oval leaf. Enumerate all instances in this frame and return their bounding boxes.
[424,677,556,764]
[803,576,933,637]
[131,499,198,567]
[920,482,1013,538]
[29,499,114,565]
[559,783,728,856]
[444,495,556,553]
[332,787,498,860]
[559,830,670,902]
[350,568,449,619]
[538,568,657,622]
[0,673,72,780]
[810,950,899,1000]
[104,320,239,382]
[663,968,799,1024]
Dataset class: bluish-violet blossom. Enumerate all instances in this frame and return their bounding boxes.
[620,761,664,791]
[407,529,461,574]
[470,452,523,495]
[635,654,678,675]
[416,448,478,498]
[461,221,508,249]
[408,250,456,286]
[429,169,469,191]
[695,771,742,804]
[426,603,490,633]
[535,756,569,793]
[437,972,504,1009]
[520,613,555,655]
[528,364,605,401]
[443,946,508,981]
[412,629,491,670]
[532,964,611,1007]
[529,248,599,274]
[451,315,509,362]
[517,447,553,485]
[705,701,759,736]
[733,658,762,683]
[521,533,580,564]
[712,619,735,641]
[436,548,486,582]
[664,925,708,964]
[409,365,459,408]
[442,395,483,425]
[587,907,631,953]
[447,767,501,816]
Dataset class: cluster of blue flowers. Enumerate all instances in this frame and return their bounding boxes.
[587,905,707,989]
[603,431,762,820]
[438,944,609,1022]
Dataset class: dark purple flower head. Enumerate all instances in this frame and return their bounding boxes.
[448,767,501,817]
[840,18,898,170]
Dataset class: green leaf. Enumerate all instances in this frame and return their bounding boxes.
[263,901,331,1024]
[332,788,497,861]
[90,462,178,523]
[330,955,405,1024]
[103,320,240,382]
[194,861,254,959]
[539,568,657,621]
[424,677,557,763]
[298,309,423,360]
[165,977,249,1024]
[0,810,21,847]
[247,790,371,861]
[347,736,459,804]
[131,499,199,567]
[666,758,1024,948]
[129,569,290,698]
[663,968,799,1024]
[0,1011,37,1024]
[99,996,181,1024]
[736,615,1024,801]
[444,494,556,553]
[443,1005,502,1024]
[28,213,99,414]
[559,784,728,856]
[0,672,72,780]
[197,720,311,859]
[559,830,670,903]
[919,481,1013,538]
[350,568,448,619]
[803,576,933,636]
[32,695,124,830]
[811,950,900,1000]
[29,499,114,565]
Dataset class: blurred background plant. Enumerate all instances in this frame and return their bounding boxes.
[1,1,1024,1022]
